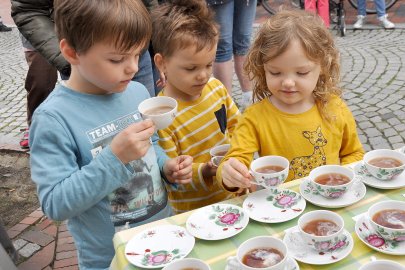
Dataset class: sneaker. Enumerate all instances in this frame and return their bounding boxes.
[240,91,253,110]
[19,128,29,149]
[378,15,395,29]
[353,15,365,29]
[0,23,12,32]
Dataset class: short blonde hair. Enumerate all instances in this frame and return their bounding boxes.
[151,0,218,57]
[54,0,151,53]
[245,9,341,120]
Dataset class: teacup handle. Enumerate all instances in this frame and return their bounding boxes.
[226,256,242,270]
[248,170,267,189]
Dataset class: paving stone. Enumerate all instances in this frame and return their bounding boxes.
[56,250,77,260]
[13,239,27,250]
[18,243,41,258]
[18,241,55,270]
[21,230,54,247]
[53,257,79,269]
[20,216,41,225]
[42,224,58,238]
[56,243,77,253]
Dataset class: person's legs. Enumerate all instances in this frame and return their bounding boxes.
[233,0,256,107]
[132,49,155,97]
[24,51,58,126]
[353,0,367,29]
[211,1,234,94]
[375,0,395,28]
[317,0,330,27]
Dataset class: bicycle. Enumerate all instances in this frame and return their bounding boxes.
[348,0,398,14]
[258,0,346,37]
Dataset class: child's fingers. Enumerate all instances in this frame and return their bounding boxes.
[177,155,193,169]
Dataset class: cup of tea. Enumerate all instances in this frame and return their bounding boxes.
[367,200,405,242]
[138,96,177,130]
[249,156,289,189]
[209,144,230,158]
[359,259,405,270]
[211,156,223,168]
[226,236,288,270]
[162,258,211,270]
[308,165,355,199]
[298,210,345,252]
[363,149,405,180]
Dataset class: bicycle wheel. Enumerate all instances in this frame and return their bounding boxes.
[348,0,398,14]
[261,0,276,15]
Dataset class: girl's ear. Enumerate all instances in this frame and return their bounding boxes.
[154,53,166,73]
[60,39,80,65]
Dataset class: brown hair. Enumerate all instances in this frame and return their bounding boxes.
[151,0,219,57]
[54,0,151,53]
[245,9,341,121]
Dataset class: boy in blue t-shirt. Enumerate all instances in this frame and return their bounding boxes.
[29,0,192,269]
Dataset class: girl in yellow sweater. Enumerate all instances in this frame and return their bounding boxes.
[217,9,364,191]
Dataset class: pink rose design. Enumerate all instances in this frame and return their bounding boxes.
[329,191,343,198]
[148,253,169,265]
[394,236,405,242]
[366,234,385,247]
[277,195,293,206]
[220,213,240,225]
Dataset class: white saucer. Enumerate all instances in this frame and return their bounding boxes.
[283,226,353,265]
[125,225,195,269]
[355,214,405,255]
[186,203,249,240]
[354,162,405,189]
[243,188,306,223]
[299,177,366,208]
[225,256,300,270]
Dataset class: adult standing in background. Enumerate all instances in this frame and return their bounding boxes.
[353,0,395,29]
[207,0,256,110]
[11,0,156,94]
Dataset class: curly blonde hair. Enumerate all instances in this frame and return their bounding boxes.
[245,9,341,121]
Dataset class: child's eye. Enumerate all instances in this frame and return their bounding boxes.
[185,67,196,71]
[297,71,310,75]
[269,71,280,76]
[110,58,124,64]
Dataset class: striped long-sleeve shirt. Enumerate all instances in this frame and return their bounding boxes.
[158,78,240,213]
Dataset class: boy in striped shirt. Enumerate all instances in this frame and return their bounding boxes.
[151,0,241,214]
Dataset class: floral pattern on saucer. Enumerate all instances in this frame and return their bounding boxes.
[125,225,195,268]
[283,226,353,265]
[243,188,306,223]
[299,177,366,208]
[354,162,405,189]
[186,203,249,240]
[355,214,405,255]
[225,256,300,270]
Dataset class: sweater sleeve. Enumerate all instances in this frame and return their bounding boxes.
[29,110,135,221]
[158,129,210,188]
[11,0,70,74]
[338,100,365,164]
[225,90,240,139]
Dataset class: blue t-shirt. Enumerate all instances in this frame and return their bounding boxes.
[29,82,171,270]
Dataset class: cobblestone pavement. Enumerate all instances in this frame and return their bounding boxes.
[1,27,405,151]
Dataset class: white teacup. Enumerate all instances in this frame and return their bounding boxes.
[227,236,288,270]
[211,156,223,168]
[250,156,289,189]
[367,200,405,242]
[308,165,355,199]
[363,149,405,180]
[359,259,405,270]
[162,258,211,270]
[138,96,177,130]
[209,144,230,158]
[298,210,345,252]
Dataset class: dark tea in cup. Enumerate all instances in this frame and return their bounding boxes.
[372,209,405,229]
[255,165,284,174]
[368,157,403,168]
[242,248,284,268]
[303,219,339,236]
[314,173,351,186]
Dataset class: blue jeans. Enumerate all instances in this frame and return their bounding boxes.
[132,50,155,97]
[210,0,257,62]
[357,0,386,17]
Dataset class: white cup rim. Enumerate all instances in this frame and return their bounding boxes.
[367,200,405,232]
[363,149,405,170]
[298,210,344,239]
[138,96,177,117]
[308,165,354,188]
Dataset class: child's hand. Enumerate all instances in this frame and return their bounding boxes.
[202,161,217,179]
[221,158,252,189]
[163,155,193,184]
[110,119,155,164]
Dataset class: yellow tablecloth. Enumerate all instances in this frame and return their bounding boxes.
[111,170,405,270]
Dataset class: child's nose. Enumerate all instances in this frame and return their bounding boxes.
[282,78,295,88]
[126,59,139,74]
[197,70,209,81]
